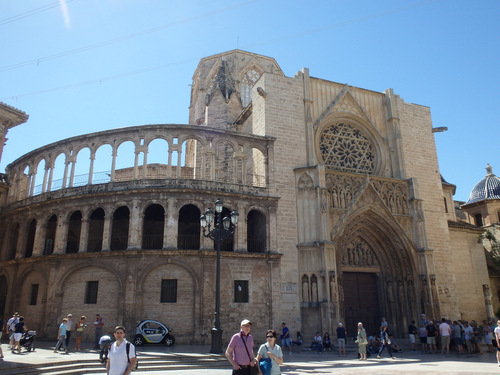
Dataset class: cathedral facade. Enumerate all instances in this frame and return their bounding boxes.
[0,50,495,343]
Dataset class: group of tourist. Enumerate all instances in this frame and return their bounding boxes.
[53,313,105,353]
[414,314,498,356]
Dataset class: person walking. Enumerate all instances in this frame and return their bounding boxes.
[225,319,258,375]
[355,322,368,360]
[106,325,136,375]
[54,318,69,354]
[256,330,284,375]
[6,312,19,349]
[11,316,26,354]
[94,314,104,348]
[65,314,73,349]
[377,325,395,359]
[280,323,291,355]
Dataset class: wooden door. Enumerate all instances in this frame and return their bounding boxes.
[343,272,380,337]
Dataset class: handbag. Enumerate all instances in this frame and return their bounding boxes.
[259,357,272,375]
[259,345,272,375]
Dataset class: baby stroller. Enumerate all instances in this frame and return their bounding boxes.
[20,330,36,352]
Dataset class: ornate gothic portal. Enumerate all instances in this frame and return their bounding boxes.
[336,210,418,337]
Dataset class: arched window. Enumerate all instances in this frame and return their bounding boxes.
[25,219,37,257]
[240,69,261,107]
[88,208,105,252]
[66,211,82,253]
[247,210,266,253]
[178,205,200,250]
[220,207,235,252]
[142,204,165,250]
[111,206,129,250]
[44,215,57,255]
[8,223,19,260]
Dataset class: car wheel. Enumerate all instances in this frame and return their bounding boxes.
[164,334,175,347]
[134,335,145,346]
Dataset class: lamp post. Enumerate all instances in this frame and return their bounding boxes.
[200,199,239,354]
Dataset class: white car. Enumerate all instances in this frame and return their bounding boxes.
[134,319,175,346]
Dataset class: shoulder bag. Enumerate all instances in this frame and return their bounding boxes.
[240,333,259,375]
[259,344,272,375]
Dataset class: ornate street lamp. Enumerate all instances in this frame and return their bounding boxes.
[200,199,238,354]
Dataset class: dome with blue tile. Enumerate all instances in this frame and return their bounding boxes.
[465,164,500,205]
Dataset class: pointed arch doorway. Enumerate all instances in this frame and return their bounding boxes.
[336,208,418,338]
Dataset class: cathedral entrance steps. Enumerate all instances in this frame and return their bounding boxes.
[0,344,231,375]
[2,355,231,375]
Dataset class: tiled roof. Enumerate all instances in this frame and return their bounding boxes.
[465,164,500,205]
[447,220,483,231]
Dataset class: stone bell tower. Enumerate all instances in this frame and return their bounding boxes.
[188,50,283,130]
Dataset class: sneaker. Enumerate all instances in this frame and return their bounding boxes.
[377,355,381,359]
[54,350,58,353]
[392,357,396,359]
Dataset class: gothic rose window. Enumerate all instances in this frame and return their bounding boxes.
[320,123,375,174]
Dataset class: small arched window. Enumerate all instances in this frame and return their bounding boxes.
[240,69,261,107]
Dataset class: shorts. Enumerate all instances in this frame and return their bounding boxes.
[441,335,450,347]
[453,337,462,346]
[427,336,436,345]
[14,332,22,342]
[409,334,415,344]
[337,338,345,348]
[419,337,427,344]
[281,337,291,347]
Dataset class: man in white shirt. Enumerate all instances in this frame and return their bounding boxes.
[6,313,19,349]
[439,318,452,354]
[65,314,73,349]
[107,326,136,375]
[494,320,500,366]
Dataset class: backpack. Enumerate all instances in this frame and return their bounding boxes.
[126,342,138,371]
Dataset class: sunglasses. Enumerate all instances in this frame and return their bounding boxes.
[266,336,274,338]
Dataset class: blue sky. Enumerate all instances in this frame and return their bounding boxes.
[0,0,498,201]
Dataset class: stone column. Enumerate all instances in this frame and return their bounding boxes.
[165,198,177,249]
[88,151,96,184]
[78,218,89,253]
[233,202,246,252]
[47,161,55,192]
[102,208,112,251]
[128,199,142,250]
[483,284,495,321]
[110,148,117,182]
[53,213,68,254]
[32,220,47,256]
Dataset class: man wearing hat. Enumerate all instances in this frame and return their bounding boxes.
[336,322,347,356]
[225,319,258,374]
